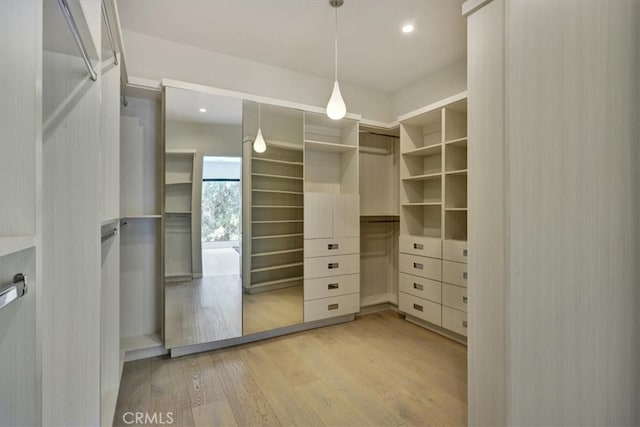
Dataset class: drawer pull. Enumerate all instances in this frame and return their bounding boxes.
[328,283,339,290]
[413,262,423,270]
[462,296,468,304]
[328,243,339,250]
[328,303,339,310]
[413,303,423,312]
[413,283,423,291]
[462,320,468,328]
[463,272,468,279]
[463,249,468,257]
[328,262,339,269]
[413,243,423,250]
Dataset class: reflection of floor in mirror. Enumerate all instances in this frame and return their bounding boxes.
[202,247,239,277]
[243,285,304,335]
[165,274,242,349]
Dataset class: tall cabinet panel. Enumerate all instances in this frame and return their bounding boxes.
[303,113,360,322]
[398,95,468,340]
[0,2,41,426]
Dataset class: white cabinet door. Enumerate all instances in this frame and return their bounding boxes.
[304,192,334,239]
[334,194,360,237]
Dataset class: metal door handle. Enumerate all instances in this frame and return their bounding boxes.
[328,283,339,290]
[413,262,423,270]
[413,243,423,250]
[0,274,27,310]
[328,243,339,250]
[328,303,339,310]
[413,283,423,291]
[413,303,423,312]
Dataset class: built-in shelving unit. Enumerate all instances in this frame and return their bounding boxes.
[164,150,196,282]
[243,103,305,294]
[398,94,469,340]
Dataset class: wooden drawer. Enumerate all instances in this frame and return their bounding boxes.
[398,293,441,326]
[399,253,441,281]
[399,273,441,304]
[399,235,441,258]
[442,283,467,312]
[304,274,359,301]
[304,237,359,258]
[304,293,359,322]
[443,240,468,263]
[442,307,467,337]
[442,260,467,287]
[304,254,359,279]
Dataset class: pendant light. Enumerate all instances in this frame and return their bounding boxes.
[326,0,346,120]
[253,103,267,153]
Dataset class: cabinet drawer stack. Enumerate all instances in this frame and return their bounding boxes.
[441,240,468,336]
[398,236,443,325]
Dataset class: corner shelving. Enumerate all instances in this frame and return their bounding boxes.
[0,236,36,258]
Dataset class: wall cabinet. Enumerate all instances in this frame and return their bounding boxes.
[398,94,468,339]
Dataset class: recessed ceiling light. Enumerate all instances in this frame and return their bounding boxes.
[402,24,414,34]
[199,108,207,113]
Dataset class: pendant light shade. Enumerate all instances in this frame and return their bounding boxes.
[253,104,267,153]
[327,81,346,120]
[326,0,346,120]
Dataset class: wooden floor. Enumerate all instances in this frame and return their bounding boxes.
[243,286,303,335]
[114,311,467,426]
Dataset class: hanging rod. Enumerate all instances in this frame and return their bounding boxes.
[359,130,400,139]
[57,0,98,81]
[101,227,118,243]
[101,0,118,65]
[360,219,400,223]
[0,274,27,311]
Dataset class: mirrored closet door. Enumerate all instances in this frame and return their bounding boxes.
[163,87,244,349]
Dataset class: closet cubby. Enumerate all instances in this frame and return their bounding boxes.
[359,128,399,216]
[443,101,468,142]
[445,211,468,241]
[243,102,305,293]
[402,205,442,238]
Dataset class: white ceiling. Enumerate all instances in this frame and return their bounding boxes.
[166,87,243,124]
[116,0,467,93]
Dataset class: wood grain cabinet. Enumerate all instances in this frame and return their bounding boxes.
[398,94,468,340]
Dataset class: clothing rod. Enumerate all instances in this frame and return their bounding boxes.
[120,79,128,107]
[0,274,27,311]
[359,130,400,139]
[101,227,118,243]
[360,219,400,223]
[57,0,98,81]
[101,0,118,65]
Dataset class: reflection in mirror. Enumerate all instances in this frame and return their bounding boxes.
[164,87,243,349]
[242,101,304,335]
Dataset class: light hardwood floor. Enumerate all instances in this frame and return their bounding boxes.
[114,311,467,426]
[243,286,304,335]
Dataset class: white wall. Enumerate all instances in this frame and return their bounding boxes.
[123,30,393,122]
[391,59,467,119]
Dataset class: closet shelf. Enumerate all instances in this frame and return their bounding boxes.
[0,236,36,258]
[252,220,303,224]
[165,211,192,215]
[252,248,304,257]
[165,180,192,186]
[402,172,442,182]
[252,233,304,240]
[359,146,391,155]
[445,207,468,211]
[305,140,358,153]
[402,202,442,206]
[402,144,442,157]
[165,272,192,279]
[444,137,468,147]
[252,157,303,166]
[101,217,120,227]
[250,276,304,288]
[251,262,303,273]
[445,169,468,176]
[251,205,303,209]
[120,214,162,219]
[252,189,303,195]
[266,139,303,151]
[252,173,303,181]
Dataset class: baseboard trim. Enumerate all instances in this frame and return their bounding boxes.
[404,314,468,346]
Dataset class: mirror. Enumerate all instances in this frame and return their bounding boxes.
[163,87,243,349]
[241,100,304,335]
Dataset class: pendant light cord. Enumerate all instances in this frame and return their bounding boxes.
[258,103,261,128]
[334,6,338,81]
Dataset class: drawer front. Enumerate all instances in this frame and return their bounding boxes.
[442,260,467,287]
[442,307,468,337]
[399,235,441,258]
[443,240,468,263]
[399,253,442,281]
[304,293,359,322]
[304,237,359,258]
[304,274,359,301]
[399,273,441,304]
[399,293,441,326]
[304,254,359,279]
[442,283,467,312]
